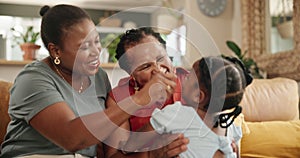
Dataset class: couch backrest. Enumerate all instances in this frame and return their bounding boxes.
[0,80,12,144]
[240,77,299,122]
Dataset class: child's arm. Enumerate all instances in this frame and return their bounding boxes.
[231,140,240,158]
[213,150,226,158]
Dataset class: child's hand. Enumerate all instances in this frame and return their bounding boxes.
[231,140,238,153]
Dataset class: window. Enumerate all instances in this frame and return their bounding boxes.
[269,0,293,53]
[165,25,186,66]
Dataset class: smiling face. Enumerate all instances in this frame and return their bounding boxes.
[125,35,174,87]
[58,19,101,76]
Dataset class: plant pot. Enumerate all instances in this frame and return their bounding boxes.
[277,20,293,39]
[20,43,40,60]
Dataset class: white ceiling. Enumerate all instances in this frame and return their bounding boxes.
[0,0,164,12]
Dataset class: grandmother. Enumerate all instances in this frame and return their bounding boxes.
[104,27,190,157]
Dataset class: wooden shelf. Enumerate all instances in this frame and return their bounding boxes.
[96,26,127,34]
[0,59,118,68]
[0,59,32,66]
[100,62,119,68]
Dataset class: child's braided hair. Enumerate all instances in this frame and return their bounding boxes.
[196,56,253,128]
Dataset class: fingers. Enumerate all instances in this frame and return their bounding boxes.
[154,72,177,95]
[166,134,189,157]
[160,69,177,83]
[143,73,176,99]
[166,85,172,93]
[148,134,189,158]
[166,140,188,157]
[133,70,177,106]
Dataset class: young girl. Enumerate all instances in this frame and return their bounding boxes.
[150,56,253,157]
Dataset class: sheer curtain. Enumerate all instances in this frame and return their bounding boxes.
[294,0,300,50]
[241,0,266,59]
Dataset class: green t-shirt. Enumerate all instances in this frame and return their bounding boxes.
[0,61,111,157]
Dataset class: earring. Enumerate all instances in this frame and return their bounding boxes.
[54,57,60,65]
[132,77,139,92]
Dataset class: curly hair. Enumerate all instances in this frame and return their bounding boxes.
[115,27,166,73]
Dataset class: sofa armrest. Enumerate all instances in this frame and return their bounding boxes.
[0,80,13,144]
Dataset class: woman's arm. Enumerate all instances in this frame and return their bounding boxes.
[30,95,139,152]
[30,71,178,152]
[104,98,187,158]
[148,133,189,158]
[104,96,132,158]
[104,120,188,158]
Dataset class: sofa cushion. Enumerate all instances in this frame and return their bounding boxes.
[240,78,299,122]
[241,120,300,158]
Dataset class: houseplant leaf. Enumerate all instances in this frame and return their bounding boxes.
[225,40,264,79]
[101,33,120,63]
[226,40,241,57]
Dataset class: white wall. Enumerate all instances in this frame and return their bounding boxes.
[0,65,23,82]
[183,0,241,67]
[231,0,242,46]
[1,0,243,83]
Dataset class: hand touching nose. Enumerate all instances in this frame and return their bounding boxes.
[135,71,177,106]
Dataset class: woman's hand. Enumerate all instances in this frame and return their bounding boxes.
[149,134,189,158]
[133,71,177,107]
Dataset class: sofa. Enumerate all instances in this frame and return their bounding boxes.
[239,77,300,158]
[1,78,300,157]
[0,80,12,145]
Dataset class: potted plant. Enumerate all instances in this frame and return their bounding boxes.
[225,40,265,79]
[11,26,40,60]
[100,33,120,63]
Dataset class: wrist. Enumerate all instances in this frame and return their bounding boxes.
[131,91,150,106]
[117,96,142,115]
